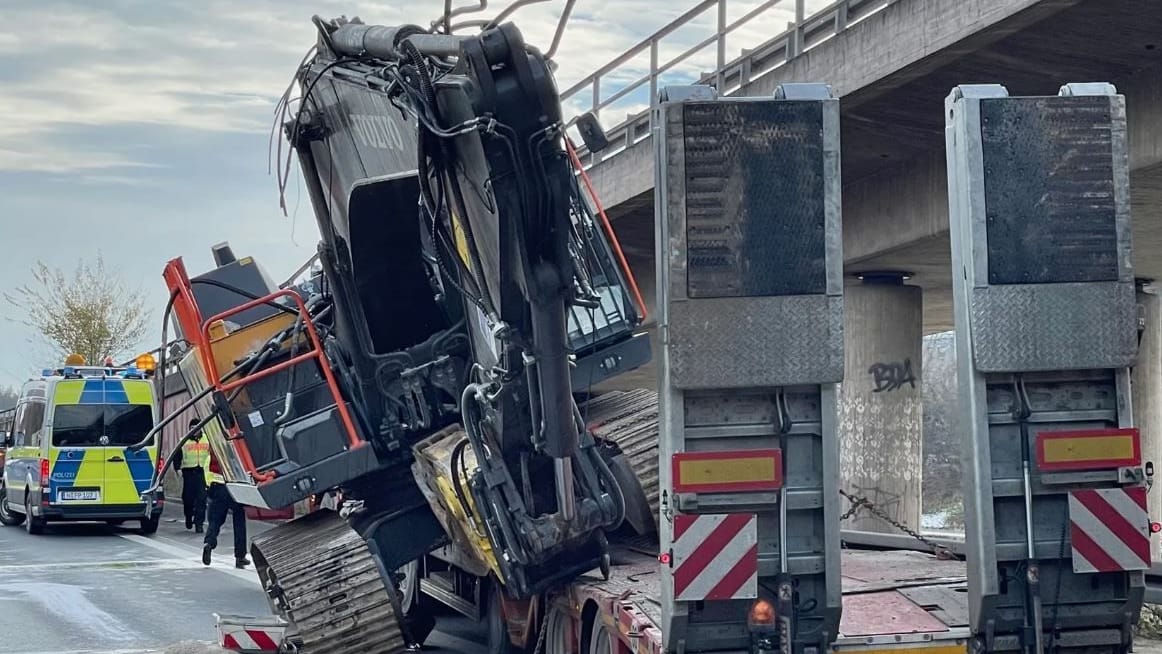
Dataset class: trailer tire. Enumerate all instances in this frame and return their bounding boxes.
[485,579,526,654]
[398,559,422,616]
[396,559,435,647]
[587,616,615,654]
[543,603,572,654]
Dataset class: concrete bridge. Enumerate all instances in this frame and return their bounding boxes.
[572,0,1162,333]
[571,0,1162,539]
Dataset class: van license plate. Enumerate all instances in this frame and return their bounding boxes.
[59,490,100,502]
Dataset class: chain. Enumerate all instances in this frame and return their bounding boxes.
[530,606,550,654]
[838,488,959,561]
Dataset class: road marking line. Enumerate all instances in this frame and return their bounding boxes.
[0,559,202,574]
[118,533,262,586]
[15,646,216,654]
[427,630,488,653]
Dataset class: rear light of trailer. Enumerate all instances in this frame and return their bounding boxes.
[747,599,775,627]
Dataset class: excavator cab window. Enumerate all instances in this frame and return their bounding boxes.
[347,174,457,355]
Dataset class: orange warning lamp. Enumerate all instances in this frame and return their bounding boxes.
[748,599,775,626]
[135,352,157,373]
[64,353,86,366]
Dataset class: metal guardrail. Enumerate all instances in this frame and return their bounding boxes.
[841,528,966,557]
[1147,562,1162,605]
[561,0,896,167]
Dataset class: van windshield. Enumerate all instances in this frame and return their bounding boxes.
[52,405,154,447]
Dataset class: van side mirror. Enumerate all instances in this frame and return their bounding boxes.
[1,433,11,448]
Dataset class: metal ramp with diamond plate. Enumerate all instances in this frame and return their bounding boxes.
[945,82,1148,654]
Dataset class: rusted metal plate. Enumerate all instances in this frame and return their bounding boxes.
[979,96,1118,286]
[899,586,970,628]
[572,547,664,626]
[681,100,827,299]
[841,550,966,592]
[840,590,952,636]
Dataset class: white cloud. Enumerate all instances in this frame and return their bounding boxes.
[0,0,844,388]
[0,0,831,168]
[0,146,164,174]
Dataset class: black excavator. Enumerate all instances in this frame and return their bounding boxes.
[150,4,657,652]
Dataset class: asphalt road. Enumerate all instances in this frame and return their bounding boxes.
[0,505,487,654]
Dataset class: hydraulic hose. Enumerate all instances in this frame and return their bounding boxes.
[460,382,530,566]
[139,409,223,497]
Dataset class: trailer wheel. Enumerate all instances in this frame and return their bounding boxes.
[398,559,421,616]
[485,579,526,654]
[587,616,614,654]
[396,559,435,647]
[543,603,572,654]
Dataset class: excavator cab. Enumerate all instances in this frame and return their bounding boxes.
[162,248,379,510]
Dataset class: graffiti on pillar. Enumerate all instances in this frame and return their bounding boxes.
[868,359,917,393]
[847,484,903,522]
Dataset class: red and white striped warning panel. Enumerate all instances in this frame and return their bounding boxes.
[216,613,286,653]
[671,512,758,602]
[221,628,283,653]
[1068,486,1152,574]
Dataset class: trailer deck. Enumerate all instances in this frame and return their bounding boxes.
[562,546,969,654]
[836,550,969,653]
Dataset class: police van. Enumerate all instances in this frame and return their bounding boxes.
[0,355,165,535]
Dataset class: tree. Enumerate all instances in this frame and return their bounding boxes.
[3,254,153,366]
[0,386,16,411]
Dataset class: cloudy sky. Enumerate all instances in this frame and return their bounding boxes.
[0,0,816,388]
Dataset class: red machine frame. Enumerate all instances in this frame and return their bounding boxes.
[162,258,366,485]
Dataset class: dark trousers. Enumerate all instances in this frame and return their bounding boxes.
[180,467,206,526]
[204,483,247,560]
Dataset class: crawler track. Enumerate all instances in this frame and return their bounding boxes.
[251,509,407,654]
[580,388,661,531]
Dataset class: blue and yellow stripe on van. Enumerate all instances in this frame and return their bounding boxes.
[48,378,157,506]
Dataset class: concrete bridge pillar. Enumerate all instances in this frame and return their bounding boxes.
[1132,281,1162,555]
[838,273,924,535]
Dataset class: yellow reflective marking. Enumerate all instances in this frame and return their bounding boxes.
[1042,435,1135,463]
[677,457,777,486]
[103,452,139,504]
[835,646,966,654]
[53,380,84,405]
[122,381,154,405]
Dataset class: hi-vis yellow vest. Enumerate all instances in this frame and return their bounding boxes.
[180,440,210,469]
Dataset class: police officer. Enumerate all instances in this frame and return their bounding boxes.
[202,450,250,569]
[171,417,209,532]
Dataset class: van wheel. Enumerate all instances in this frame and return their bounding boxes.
[24,495,45,535]
[139,515,160,535]
[0,482,25,526]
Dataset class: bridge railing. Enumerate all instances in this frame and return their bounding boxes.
[561,0,895,167]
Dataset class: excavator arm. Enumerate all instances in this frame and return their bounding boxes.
[307,15,630,594]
